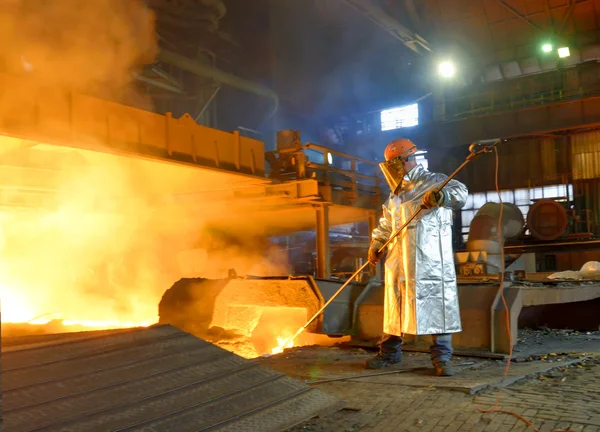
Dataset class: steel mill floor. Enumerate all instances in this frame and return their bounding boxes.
[253,329,600,432]
[0,325,344,432]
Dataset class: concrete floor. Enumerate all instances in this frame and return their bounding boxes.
[254,329,600,432]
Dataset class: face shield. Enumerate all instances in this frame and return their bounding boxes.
[379,157,407,195]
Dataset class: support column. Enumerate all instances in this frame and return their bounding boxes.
[368,210,382,280]
[315,205,331,279]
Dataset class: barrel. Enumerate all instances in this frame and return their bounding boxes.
[527,199,568,241]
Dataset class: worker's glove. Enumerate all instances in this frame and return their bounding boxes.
[368,241,384,264]
[422,190,445,209]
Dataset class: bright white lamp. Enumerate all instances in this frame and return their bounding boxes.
[438,61,455,78]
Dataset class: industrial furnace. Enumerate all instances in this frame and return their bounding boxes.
[2,74,600,363]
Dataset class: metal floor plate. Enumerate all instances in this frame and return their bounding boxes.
[1,325,344,432]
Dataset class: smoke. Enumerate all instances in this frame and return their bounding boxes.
[0,0,157,105]
[177,229,290,279]
[0,143,292,326]
[0,0,163,326]
[0,0,292,332]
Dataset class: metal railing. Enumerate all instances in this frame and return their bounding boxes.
[266,142,387,202]
[441,86,600,122]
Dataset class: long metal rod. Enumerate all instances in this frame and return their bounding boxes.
[504,239,600,253]
[195,85,221,123]
[280,141,501,350]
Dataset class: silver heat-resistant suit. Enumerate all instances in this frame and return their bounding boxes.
[371,164,468,337]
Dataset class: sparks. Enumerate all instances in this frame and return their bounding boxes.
[271,336,294,355]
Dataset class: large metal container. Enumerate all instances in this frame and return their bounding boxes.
[527,199,568,241]
[465,202,525,274]
[467,202,524,253]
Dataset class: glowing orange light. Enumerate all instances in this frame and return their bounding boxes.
[271,336,294,355]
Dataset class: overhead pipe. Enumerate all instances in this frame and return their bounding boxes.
[158,48,279,120]
[135,74,183,94]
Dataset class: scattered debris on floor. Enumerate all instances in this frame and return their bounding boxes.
[284,355,600,432]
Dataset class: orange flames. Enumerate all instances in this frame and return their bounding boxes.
[0,0,159,333]
[271,335,295,355]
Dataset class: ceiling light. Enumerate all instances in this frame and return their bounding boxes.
[558,47,571,58]
[438,61,455,78]
[541,43,553,53]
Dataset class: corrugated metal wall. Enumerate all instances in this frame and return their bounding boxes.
[453,137,569,193]
[427,131,600,234]
[571,130,600,229]
[571,130,600,180]
[428,131,600,233]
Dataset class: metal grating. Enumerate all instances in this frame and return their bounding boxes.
[1,325,344,432]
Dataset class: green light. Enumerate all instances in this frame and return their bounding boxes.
[541,43,553,53]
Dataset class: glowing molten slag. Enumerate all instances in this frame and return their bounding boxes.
[271,336,294,355]
[26,316,154,329]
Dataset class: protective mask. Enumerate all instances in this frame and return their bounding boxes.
[379,157,406,195]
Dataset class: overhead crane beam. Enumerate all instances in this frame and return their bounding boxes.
[493,0,546,34]
[341,0,431,55]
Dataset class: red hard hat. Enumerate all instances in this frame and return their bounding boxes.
[384,138,418,161]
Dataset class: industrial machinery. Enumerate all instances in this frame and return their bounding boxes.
[274,229,370,279]
[161,140,542,356]
[456,197,599,277]
[158,167,600,357]
[266,129,384,210]
[455,202,526,277]
[2,70,599,360]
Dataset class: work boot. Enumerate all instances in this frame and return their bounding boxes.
[364,353,402,370]
[434,361,454,377]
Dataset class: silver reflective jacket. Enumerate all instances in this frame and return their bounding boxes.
[372,164,468,336]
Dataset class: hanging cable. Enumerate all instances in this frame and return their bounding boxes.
[476,147,575,432]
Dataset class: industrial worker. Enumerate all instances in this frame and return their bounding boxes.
[367,138,468,377]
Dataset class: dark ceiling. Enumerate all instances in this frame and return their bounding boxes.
[218,0,600,119]
[144,0,600,134]
[266,0,423,117]
[218,0,424,119]
[419,0,600,64]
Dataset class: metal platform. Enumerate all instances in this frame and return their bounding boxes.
[1,325,344,432]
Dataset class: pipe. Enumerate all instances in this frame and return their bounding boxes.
[135,74,183,94]
[466,202,524,274]
[158,48,279,120]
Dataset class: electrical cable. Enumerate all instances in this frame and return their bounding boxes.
[475,147,575,432]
